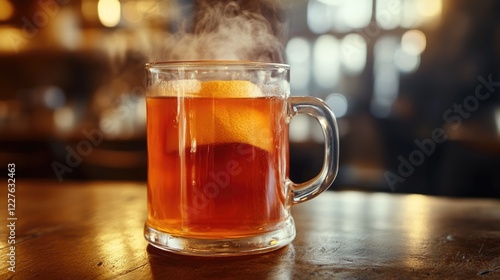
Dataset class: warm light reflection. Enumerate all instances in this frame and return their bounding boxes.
[51,9,82,50]
[123,1,142,23]
[54,107,75,131]
[400,194,432,269]
[378,0,441,29]
[136,97,147,126]
[0,27,27,53]
[136,1,157,15]
[0,0,13,21]
[401,29,426,55]
[93,189,146,271]
[123,0,158,23]
[401,0,442,28]
[313,35,340,89]
[394,29,427,73]
[337,192,367,233]
[102,0,157,24]
[416,0,442,18]
[368,193,393,230]
[98,0,121,27]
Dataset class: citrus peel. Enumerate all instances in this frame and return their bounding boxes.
[159,80,273,153]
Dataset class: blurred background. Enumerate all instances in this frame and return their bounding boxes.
[0,0,499,197]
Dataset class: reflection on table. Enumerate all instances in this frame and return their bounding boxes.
[3,181,499,278]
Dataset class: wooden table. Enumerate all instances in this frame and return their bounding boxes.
[2,181,499,279]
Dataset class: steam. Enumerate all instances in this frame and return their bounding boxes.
[93,1,286,137]
[153,0,286,63]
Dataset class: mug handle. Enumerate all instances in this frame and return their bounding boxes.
[288,96,340,204]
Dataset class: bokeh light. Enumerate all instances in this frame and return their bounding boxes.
[341,33,367,74]
[98,0,121,27]
[395,48,420,73]
[286,37,311,91]
[0,0,14,21]
[313,35,340,89]
[401,29,426,55]
[416,0,442,18]
[289,114,311,142]
[43,87,66,109]
[326,93,348,118]
[376,0,401,30]
[340,0,372,29]
[54,107,75,131]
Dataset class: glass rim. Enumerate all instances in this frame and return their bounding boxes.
[145,60,289,70]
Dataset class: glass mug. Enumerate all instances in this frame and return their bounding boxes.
[144,61,339,256]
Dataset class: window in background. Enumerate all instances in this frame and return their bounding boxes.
[286,37,311,93]
[372,36,399,118]
[286,0,441,189]
[313,35,340,90]
[287,0,440,123]
[340,34,367,75]
[307,0,372,33]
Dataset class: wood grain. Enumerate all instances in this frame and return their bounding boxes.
[1,181,499,279]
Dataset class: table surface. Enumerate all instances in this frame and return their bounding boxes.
[1,181,499,279]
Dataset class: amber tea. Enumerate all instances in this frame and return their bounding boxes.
[144,61,339,256]
[146,81,289,238]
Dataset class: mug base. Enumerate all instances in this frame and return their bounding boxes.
[144,216,296,256]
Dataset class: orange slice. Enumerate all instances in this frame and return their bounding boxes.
[185,100,273,153]
[157,80,264,98]
[199,81,263,98]
[158,80,273,153]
